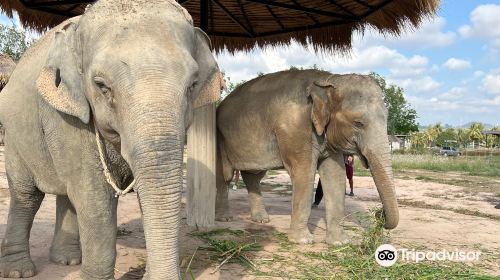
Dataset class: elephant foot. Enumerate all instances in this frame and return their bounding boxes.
[251,209,270,223]
[326,228,350,246]
[215,214,233,222]
[50,245,82,265]
[215,209,233,222]
[0,252,36,278]
[288,228,314,244]
[80,269,115,280]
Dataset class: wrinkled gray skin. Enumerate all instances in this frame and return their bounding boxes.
[216,70,399,244]
[0,1,222,279]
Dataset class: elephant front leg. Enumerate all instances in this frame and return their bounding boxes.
[68,184,118,280]
[1,157,43,278]
[287,165,315,244]
[50,195,81,265]
[318,154,350,245]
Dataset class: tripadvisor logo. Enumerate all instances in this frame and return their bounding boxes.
[375,244,397,267]
[375,244,481,267]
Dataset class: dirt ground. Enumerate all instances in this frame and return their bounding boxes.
[0,146,499,279]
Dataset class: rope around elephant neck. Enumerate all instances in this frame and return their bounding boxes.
[94,122,135,197]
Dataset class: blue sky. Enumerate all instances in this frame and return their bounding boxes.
[1,1,499,126]
[215,0,500,127]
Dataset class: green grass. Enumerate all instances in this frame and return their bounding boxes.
[253,208,496,280]
[398,199,500,221]
[354,154,500,177]
[189,228,261,275]
[391,154,500,177]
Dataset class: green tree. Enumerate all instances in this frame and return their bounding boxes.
[435,127,457,147]
[467,122,485,149]
[485,126,500,148]
[369,72,419,135]
[456,128,469,148]
[0,23,35,61]
[410,131,426,149]
[424,127,438,147]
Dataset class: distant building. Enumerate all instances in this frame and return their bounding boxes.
[388,135,406,151]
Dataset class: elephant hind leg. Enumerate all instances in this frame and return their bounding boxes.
[1,153,43,278]
[241,171,269,223]
[50,195,81,265]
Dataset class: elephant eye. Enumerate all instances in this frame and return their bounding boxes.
[189,80,198,91]
[354,121,364,128]
[94,77,111,95]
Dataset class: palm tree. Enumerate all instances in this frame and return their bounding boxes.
[456,128,469,148]
[467,122,485,149]
[410,131,426,149]
[485,126,500,148]
[423,123,443,147]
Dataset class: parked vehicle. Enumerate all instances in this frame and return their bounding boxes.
[439,146,461,156]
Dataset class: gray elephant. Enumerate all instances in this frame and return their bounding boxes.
[0,0,223,279]
[215,70,398,244]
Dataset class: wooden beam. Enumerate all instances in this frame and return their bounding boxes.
[22,0,93,8]
[327,0,360,19]
[208,31,250,37]
[64,4,81,13]
[266,5,284,31]
[352,0,374,9]
[360,0,392,18]
[291,0,318,24]
[237,0,254,35]
[256,19,352,36]
[210,0,214,32]
[244,0,358,20]
[200,0,209,31]
[212,0,254,37]
[24,6,75,17]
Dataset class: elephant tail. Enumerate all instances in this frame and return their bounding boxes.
[217,129,235,183]
[232,170,240,186]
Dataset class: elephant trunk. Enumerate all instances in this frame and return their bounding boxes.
[364,133,399,229]
[134,141,183,279]
[123,86,186,279]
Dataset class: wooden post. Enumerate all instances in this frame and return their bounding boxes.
[185,0,217,229]
[186,103,216,228]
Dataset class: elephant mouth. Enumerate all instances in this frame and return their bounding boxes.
[358,152,369,169]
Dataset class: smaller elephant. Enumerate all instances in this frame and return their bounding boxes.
[215,70,398,245]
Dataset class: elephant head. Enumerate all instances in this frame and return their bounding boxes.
[308,74,399,230]
[36,0,223,278]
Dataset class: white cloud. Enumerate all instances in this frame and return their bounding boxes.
[392,76,441,94]
[481,69,500,95]
[443,58,471,70]
[474,70,485,78]
[459,4,500,39]
[217,41,431,83]
[439,87,467,100]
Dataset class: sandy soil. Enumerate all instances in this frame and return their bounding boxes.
[0,147,498,279]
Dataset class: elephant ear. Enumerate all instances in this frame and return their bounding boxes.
[307,81,335,135]
[36,20,89,124]
[192,28,224,108]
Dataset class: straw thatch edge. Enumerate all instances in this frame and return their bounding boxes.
[0,0,439,54]
[211,0,440,54]
[0,0,67,32]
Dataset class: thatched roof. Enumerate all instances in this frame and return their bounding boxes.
[483,130,500,136]
[0,0,439,53]
[0,54,15,89]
